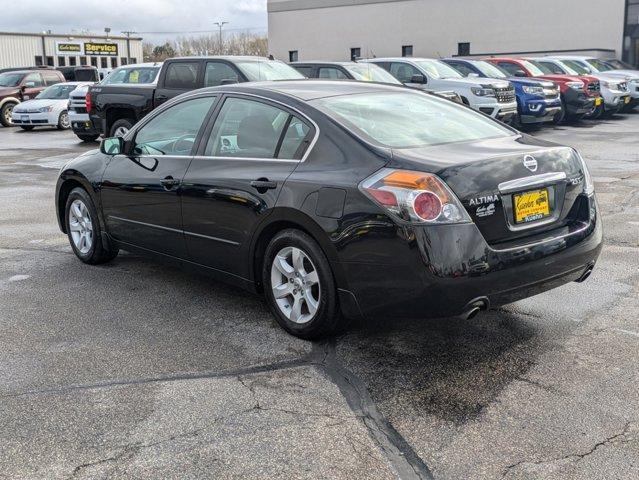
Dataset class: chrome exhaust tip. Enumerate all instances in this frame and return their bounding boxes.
[575,264,595,283]
[460,297,489,320]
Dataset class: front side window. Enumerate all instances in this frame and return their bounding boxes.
[318,67,348,79]
[389,62,422,83]
[345,64,401,84]
[235,60,304,81]
[448,62,475,77]
[538,61,565,75]
[520,60,549,76]
[473,61,507,78]
[497,61,523,76]
[293,66,313,78]
[164,62,199,89]
[561,60,588,75]
[586,58,611,72]
[313,91,513,149]
[133,96,215,156]
[413,60,462,79]
[205,97,309,160]
[204,62,239,87]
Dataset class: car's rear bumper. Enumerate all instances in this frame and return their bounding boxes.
[338,196,603,320]
[69,112,99,135]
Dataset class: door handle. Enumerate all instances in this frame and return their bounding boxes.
[250,179,277,191]
[161,176,180,189]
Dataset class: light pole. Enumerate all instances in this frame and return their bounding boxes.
[214,21,228,54]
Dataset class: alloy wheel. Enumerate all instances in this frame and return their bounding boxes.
[270,246,321,324]
[4,104,14,126]
[60,112,70,129]
[114,126,129,137]
[68,199,93,254]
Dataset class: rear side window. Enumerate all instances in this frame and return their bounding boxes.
[23,73,44,87]
[205,97,310,160]
[448,62,474,77]
[204,62,240,87]
[293,66,313,78]
[164,62,199,89]
[497,62,520,76]
[133,96,215,156]
[539,61,564,74]
[389,62,421,83]
[43,72,63,86]
[318,67,348,79]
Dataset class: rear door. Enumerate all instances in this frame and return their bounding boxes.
[20,73,45,100]
[101,94,217,257]
[181,95,315,277]
[154,60,202,108]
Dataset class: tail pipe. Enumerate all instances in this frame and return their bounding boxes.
[575,263,595,283]
[460,297,490,320]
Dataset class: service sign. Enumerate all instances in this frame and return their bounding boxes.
[56,42,83,55]
[84,42,118,56]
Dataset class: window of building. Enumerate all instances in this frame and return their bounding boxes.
[80,57,87,66]
[69,56,77,66]
[120,57,128,66]
[57,56,66,67]
[164,62,199,89]
[46,56,54,66]
[90,57,98,67]
[402,45,413,57]
[111,57,118,68]
[289,50,299,62]
[458,42,470,56]
[34,55,43,66]
[130,58,137,64]
[350,48,361,61]
[101,57,108,68]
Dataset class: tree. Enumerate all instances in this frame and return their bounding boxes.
[143,32,269,61]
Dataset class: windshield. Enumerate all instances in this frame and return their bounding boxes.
[36,84,79,99]
[0,72,24,87]
[414,60,462,79]
[102,66,160,85]
[344,64,401,84]
[586,58,612,72]
[236,60,304,81]
[473,61,507,78]
[560,60,588,75]
[606,59,635,70]
[522,60,551,76]
[313,91,512,149]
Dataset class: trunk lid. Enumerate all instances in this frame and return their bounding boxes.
[391,136,588,245]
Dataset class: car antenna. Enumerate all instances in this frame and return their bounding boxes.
[268,54,274,60]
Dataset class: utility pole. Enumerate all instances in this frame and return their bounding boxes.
[214,21,228,54]
[122,30,135,64]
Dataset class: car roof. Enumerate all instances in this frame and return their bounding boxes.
[171,56,284,63]
[118,62,163,69]
[200,79,407,101]
[292,61,359,66]
[363,57,438,62]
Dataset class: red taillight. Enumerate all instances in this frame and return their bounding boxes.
[85,92,92,113]
[365,188,398,208]
[413,192,442,221]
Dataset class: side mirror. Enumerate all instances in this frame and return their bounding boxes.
[513,70,527,77]
[23,81,36,88]
[410,74,426,84]
[101,137,123,155]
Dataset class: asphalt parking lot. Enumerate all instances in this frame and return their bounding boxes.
[0,118,638,480]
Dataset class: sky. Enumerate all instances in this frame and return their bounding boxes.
[0,0,268,44]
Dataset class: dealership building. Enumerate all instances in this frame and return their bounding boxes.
[0,31,144,70]
[268,0,639,65]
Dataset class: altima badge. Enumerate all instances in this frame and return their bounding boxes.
[523,155,538,172]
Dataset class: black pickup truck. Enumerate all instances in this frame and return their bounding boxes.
[88,56,305,137]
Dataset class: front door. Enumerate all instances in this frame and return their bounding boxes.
[101,95,217,257]
[181,95,314,278]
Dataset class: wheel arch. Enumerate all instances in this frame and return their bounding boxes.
[56,172,102,234]
[249,208,346,293]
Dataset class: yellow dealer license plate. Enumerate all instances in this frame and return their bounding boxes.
[624,96,631,104]
[595,97,603,106]
[514,188,550,224]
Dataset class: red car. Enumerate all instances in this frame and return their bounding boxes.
[485,57,601,123]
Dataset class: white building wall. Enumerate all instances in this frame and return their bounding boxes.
[268,0,626,61]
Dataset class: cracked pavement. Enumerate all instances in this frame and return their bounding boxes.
[1,116,638,479]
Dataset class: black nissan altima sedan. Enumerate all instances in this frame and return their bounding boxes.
[55,80,603,339]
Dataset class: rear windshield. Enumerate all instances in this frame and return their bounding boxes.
[344,64,401,84]
[313,90,513,149]
[235,60,305,81]
[102,66,160,85]
[0,72,24,87]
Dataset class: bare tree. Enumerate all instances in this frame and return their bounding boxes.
[144,32,269,61]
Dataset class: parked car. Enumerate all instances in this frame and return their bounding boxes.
[88,57,305,137]
[11,81,92,130]
[548,56,638,111]
[0,69,65,127]
[443,58,561,127]
[68,84,97,141]
[57,66,100,82]
[535,57,631,116]
[364,57,517,122]
[602,59,637,70]
[485,57,600,123]
[55,81,602,339]
[291,60,462,103]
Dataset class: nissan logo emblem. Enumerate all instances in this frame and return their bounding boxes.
[523,155,538,172]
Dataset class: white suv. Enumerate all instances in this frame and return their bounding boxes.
[364,57,517,122]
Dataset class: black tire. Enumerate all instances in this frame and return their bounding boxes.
[109,118,134,137]
[510,114,522,130]
[584,103,603,120]
[56,110,70,130]
[20,126,35,131]
[552,99,566,125]
[1,101,17,127]
[262,229,341,340]
[76,134,99,142]
[65,187,119,265]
